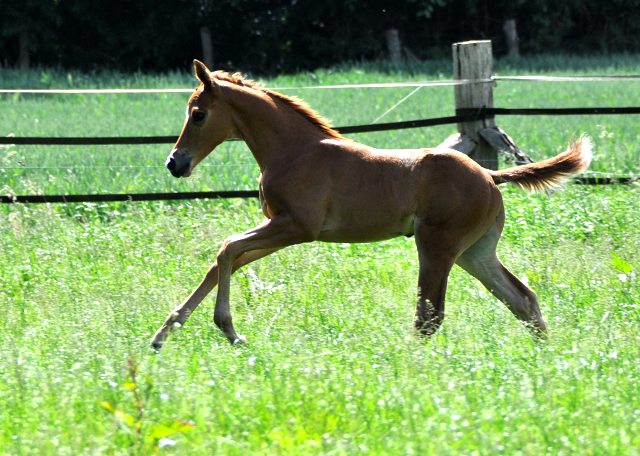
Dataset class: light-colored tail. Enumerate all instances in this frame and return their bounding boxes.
[489,135,592,192]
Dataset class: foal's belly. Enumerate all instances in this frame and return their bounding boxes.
[316,211,416,243]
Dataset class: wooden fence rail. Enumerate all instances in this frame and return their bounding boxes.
[2,40,640,204]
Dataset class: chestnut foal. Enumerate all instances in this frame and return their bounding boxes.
[150,60,591,349]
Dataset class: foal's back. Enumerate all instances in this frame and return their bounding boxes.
[311,139,500,244]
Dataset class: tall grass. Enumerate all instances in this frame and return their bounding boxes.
[1,56,640,454]
[1,186,639,454]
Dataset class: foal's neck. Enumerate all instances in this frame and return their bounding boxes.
[229,88,334,169]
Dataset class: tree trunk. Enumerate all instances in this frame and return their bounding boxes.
[19,28,30,70]
[503,19,520,58]
[385,29,402,63]
[200,26,214,69]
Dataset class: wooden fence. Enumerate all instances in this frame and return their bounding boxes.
[2,40,639,204]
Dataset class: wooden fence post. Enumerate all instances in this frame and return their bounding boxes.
[438,40,532,167]
[452,40,497,170]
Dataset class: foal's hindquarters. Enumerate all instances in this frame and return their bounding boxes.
[411,152,546,337]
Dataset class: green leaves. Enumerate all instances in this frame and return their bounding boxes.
[611,253,632,274]
[100,401,138,431]
[100,357,196,451]
[151,420,197,440]
[100,400,116,413]
[101,401,196,446]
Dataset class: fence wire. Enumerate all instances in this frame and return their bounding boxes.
[3,75,640,203]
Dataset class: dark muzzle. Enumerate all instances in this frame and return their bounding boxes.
[165,154,191,178]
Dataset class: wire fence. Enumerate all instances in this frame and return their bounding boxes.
[2,76,640,204]
[2,74,640,95]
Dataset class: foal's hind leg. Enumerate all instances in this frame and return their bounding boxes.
[455,209,547,336]
[413,221,459,336]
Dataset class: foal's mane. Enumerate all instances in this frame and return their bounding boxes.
[211,71,344,140]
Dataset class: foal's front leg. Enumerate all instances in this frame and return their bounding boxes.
[214,214,314,345]
[150,248,280,350]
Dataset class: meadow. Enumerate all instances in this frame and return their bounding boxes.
[1,55,640,454]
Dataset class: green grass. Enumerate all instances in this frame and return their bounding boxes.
[1,188,639,455]
[1,56,640,454]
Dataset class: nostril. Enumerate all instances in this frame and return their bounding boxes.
[166,157,176,171]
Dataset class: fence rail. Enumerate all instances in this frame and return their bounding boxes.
[0,190,260,204]
[2,175,636,205]
[3,85,640,203]
[0,115,469,146]
[4,106,640,147]
[1,74,639,95]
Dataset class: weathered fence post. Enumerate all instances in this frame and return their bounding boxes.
[453,40,497,169]
[438,39,532,167]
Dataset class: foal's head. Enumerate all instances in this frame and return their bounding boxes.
[166,60,238,178]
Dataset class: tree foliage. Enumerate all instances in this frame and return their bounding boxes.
[0,0,638,73]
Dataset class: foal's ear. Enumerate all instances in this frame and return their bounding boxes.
[194,59,213,88]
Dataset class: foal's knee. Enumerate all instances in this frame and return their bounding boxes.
[216,239,235,267]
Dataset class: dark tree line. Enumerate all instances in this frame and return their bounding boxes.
[1,0,640,74]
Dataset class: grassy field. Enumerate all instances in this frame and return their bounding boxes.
[1,56,640,454]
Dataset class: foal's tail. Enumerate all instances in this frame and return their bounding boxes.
[488,135,593,192]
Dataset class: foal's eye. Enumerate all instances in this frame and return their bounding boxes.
[192,111,206,122]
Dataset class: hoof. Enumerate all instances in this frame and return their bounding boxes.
[231,335,247,346]
[414,323,437,338]
[150,329,169,351]
[150,338,164,351]
[524,321,548,340]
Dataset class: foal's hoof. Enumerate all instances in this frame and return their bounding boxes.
[150,335,169,351]
[532,328,550,341]
[150,332,168,351]
[524,322,549,340]
[231,335,247,346]
[414,321,438,338]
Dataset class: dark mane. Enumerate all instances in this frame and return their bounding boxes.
[211,71,344,140]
